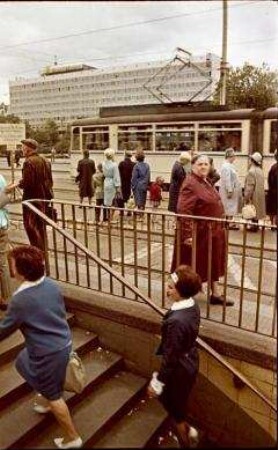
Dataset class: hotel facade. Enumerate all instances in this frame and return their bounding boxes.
[9,54,220,127]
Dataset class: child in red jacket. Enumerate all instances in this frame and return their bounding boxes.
[150,177,164,222]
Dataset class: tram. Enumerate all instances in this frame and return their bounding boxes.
[69,104,278,187]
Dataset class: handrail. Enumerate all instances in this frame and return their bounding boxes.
[23,197,278,230]
[22,199,277,412]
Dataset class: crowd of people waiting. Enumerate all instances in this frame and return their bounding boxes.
[74,145,277,233]
[0,139,277,448]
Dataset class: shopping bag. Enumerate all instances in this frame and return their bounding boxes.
[242,204,256,220]
[64,352,86,394]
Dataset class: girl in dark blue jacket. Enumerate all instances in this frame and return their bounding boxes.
[148,265,201,447]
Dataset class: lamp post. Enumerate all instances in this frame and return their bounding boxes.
[220,0,228,106]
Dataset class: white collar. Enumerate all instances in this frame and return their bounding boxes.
[171,298,195,311]
[14,276,45,295]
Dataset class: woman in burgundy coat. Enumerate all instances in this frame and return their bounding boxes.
[171,154,234,306]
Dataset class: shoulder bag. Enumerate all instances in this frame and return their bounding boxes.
[242,204,256,220]
[0,187,22,209]
[64,351,86,394]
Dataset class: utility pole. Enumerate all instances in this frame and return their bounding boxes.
[220,0,228,105]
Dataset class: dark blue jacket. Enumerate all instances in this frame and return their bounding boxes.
[156,303,200,385]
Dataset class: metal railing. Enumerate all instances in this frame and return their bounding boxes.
[17,199,277,338]
[20,199,277,413]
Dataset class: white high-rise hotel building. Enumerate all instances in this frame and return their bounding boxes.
[9,53,220,127]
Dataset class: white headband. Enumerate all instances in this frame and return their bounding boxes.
[171,272,179,284]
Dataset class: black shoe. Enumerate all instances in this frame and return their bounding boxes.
[229,224,240,230]
[247,226,258,232]
[0,303,8,311]
[210,295,234,306]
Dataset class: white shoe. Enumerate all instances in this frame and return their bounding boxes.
[33,403,51,414]
[188,426,199,448]
[54,437,83,449]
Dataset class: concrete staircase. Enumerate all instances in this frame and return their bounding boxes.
[0,314,179,449]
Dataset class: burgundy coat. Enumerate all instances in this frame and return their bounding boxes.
[171,173,227,282]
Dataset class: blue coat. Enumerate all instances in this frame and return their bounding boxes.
[131,161,150,208]
[156,302,200,422]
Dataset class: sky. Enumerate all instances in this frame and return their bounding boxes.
[0,0,277,104]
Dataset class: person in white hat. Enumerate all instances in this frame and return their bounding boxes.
[219,148,242,230]
[243,152,266,231]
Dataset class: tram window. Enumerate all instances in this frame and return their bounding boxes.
[83,126,109,133]
[155,132,194,152]
[156,124,194,130]
[82,132,109,151]
[270,121,278,153]
[118,131,153,151]
[118,125,152,131]
[199,123,241,129]
[0,145,7,156]
[198,130,242,152]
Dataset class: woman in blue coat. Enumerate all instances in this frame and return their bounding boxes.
[131,149,150,213]
[0,245,82,449]
[148,265,201,447]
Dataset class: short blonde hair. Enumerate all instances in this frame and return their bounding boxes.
[179,151,191,163]
[104,148,116,159]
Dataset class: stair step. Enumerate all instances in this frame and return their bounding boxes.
[0,312,75,365]
[0,326,98,411]
[0,347,123,449]
[21,371,147,449]
[93,396,168,448]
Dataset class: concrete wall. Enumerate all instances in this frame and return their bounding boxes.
[62,283,277,447]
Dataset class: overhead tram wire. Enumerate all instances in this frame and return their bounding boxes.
[3,32,277,80]
[0,1,261,52]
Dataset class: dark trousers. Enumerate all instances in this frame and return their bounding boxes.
[23,205,47,251]
[95,199,106,222]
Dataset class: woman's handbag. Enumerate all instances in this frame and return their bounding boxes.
[64,352,86,394]
[242,204,257,220]
[126,195,135,210]
[0,191,10,209]
[0,187,22,208]
[45,204,58,223]
[113,190,124,208]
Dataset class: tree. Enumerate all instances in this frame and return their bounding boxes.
[0,113,21,124]
[0,102,8,116]
[25,119,70,154]
[55,127,70,154]
[44,119,59,148]
[214,63,278,110]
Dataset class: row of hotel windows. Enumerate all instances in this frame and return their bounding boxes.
[11,91,212,113]
[13,94,210,117]
[11,82,211,103]
[17,73,210,87]
[11,69,213,90]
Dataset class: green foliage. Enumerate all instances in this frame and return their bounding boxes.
[55,127,70,154]
[25,119,69,154]
[214,63,278,110]
[0,113,21,124]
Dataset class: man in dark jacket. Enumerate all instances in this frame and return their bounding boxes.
[118,150,135,215]
[168,152,191,213]
[17,139,54,251]
[76,150,96,206]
